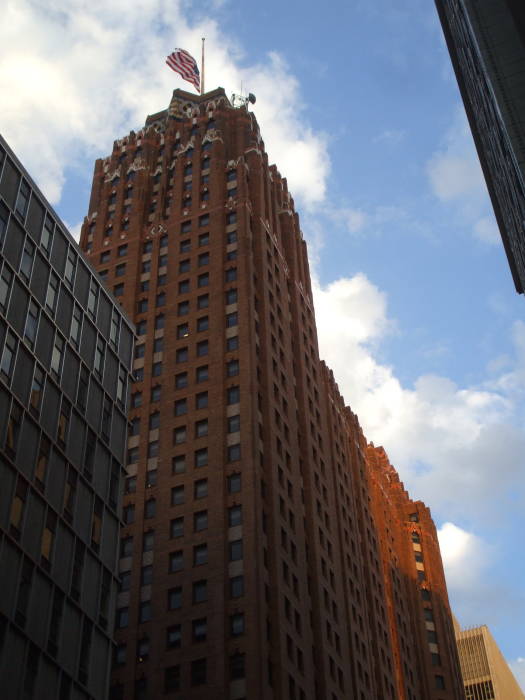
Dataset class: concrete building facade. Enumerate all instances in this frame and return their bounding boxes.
[79,87,463,700]
[455,623,525,699]
[0,135,135,699]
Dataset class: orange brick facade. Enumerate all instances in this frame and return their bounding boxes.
[79,87,463,700]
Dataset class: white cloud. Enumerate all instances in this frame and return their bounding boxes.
[373,128,406,145]
[330,207,368,234]
[313,272,525,522]
[509,658,525,693]
[0,0,329,209]
[437,522,488,589]
[426,108,500,245]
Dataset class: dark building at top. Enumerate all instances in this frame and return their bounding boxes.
[435,0,525,292]
[0,135,134,699]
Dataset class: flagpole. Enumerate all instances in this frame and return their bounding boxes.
[201,38,205,94]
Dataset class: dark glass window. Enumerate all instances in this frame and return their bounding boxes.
[166,625,181,649]
[194,510,208,532]
[228,505,242,527]
[226,336,239,352]
[196,367,208,384]
[170,517,184,538]
[230,575,244,598]
[193,580,207,603]
[168,587,182,610]
[227,386,240,404]
[228,473,241,493]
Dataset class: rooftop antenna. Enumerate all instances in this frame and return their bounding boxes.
[231,87,256,109]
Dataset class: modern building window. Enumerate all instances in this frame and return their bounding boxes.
[149,411,160,430]
[0,266,13,311]
[226,312,238,328]
[178,280,190,294]
[180,239,190,253]
[50,334,65,379]
[1,331,17,379]
[144,498,156,519]
[174,398,187,416]
[198,232,209,246]
[46,272,59,313]
[150,385,161,402]
[225,268,237,282]
[117,244,127,257]
[156,292,166,307]
[227,359,239,377]
[199,214,209,227]
[173,426,186,445]
[143,531,155,552]
[16,180,30,218]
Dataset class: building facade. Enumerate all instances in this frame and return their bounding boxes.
[0,135,134,699]
[434,0,525,293]
[455,623,525,699]
[79,87,463,699]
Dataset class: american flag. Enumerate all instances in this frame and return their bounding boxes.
[166,49,201,92]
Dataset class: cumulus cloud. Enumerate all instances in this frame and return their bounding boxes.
[0,0,328,208]
[426,108,499,244]
[313,272,525,522]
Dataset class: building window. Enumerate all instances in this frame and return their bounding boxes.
[191,658,207,686]
[199,214,209,227]
[230,575,244,598]
[1,331,17,379]
[50,334,65,379]
[178,280,190,294]
[168,587,182,610]
[120,536,133,558]
[226,312,238,328]
[177,322,189,339]
[166,625,181,649]
[174,398,187,416]
[117,244,127,257]
[123,504,135,524]
[197,294,209,309]
[230,613,245,636]
[435,675,445,690]
[194,447,208,466]
[194,479,208,499]
[170,517,184,538]
[116,608,129,628]
[192,579,207,603]
[16,180,30,218]
[229,539,243,561]
[227,444,241,462]
[151,385,161,402]
[139,602,152,623]
[225,268,237,282]
[196,340,208,356]
[228,415,240,433]
[198,232,209,246]
[143,531,155,552]
[194,510,208,532]
[227,386,240,404]
[227,230,237,244]
[137,298,148,313]
[172,455,186,474]
[46,272,59,313]
[169,550,183,573]
[176,347,188,364]
[226,359,239,377]
[175,372,188,389]
[0,266,13,311]
[173,426,186,445]
[113,283,124,297]
[197,316,209,332]
[156,292,166,307]
[196,367,208,384]
[171,485,184,505]
[145,469,157,487]
[228,505,242,527]
[228,473,241,493]
[197,273,209,288]
[230,653,245,680]
[226,336,239,351]
[144,498,156,519]
[193,544,208,566]
[195,420,208,438]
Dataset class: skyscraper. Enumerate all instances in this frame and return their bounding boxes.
[434,0,525,293]
[455,622,525,699]
[80,87,463,699]
[0,134,134,699]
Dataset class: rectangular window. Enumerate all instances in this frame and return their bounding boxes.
[172,455,186,474]
[191,658,207,686]
[194,479,208,499]
[192,580,207,603]
[226,312,238,327]
[230,575,244,598]
[227,386,240,404]
[166,626,181,649]
[229,539,243,561]
[197,294,209,309]
[196,340,208,357]
[168,587,182,610]
[175,372,188,389]
[193,618,207,642]
[50,334,65,378]
[228,444,241,462]
[171,486,184,505]
[194,510,208,532]
[46,272,59,313]
[196,368,208,384]
[197,273,209,288]
[19,239,35,282]
[16,180,30,218]
[195,420,208,438]
[228,415,240,433]
[170,517,184,538]
[1,330,17,379]
[194,447,208,466]
[228,473,241,493]
[0,265,13,311]
[228,505,242,527]
[169,550,183,572]
[193,544,208,566]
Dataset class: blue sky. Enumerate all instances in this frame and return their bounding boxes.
[2,0,524,685]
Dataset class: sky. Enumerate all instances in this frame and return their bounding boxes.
[1,0,524,687]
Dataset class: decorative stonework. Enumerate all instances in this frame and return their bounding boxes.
[203,129,223,144]
[127,157,147,173]
[148,224,167,237]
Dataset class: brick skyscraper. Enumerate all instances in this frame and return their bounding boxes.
[80,87,463,700]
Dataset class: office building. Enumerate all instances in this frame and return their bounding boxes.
[434,0,525,293]
[0,134,135,699]
[455,622,525,699]
[79,87,463,699]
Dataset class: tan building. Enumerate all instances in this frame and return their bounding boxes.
[455,623,525,700]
